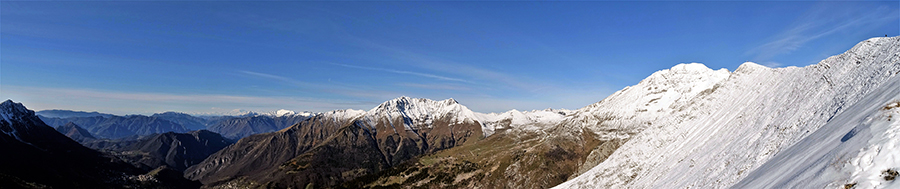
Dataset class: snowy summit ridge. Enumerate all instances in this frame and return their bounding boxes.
[561,62,730,139]
[362,96,480,131]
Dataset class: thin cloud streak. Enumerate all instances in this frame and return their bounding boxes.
[398,83,471,91]
[237,70,402,100]
[747,4,899,62]
[239,70,315,87]
[348,37,556,93]
[331,63,470,83]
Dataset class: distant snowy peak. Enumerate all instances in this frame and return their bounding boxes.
[266,109,313,117]
[319,108,367,121]
[369,96,461,113]
[476,109,571,134]
[363,96,479,130]
[1,100,33,126]
[275,109,295,117]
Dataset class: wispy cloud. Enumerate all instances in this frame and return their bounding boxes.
[237,70,403,100]
[347,38,556,93]
[238,70,314,87]
[397,83,471,91]
[762,62,783,68]
[746,3,899,62]
[331,63,470,83]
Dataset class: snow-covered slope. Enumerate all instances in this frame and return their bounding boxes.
[557,36,900,188]
[563,63,730,140]
[733,72,900,189]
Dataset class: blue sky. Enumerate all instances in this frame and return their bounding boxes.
[1,1,898,115]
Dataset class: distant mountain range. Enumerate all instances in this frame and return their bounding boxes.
[37,109,314,140]
[206,114,312,140]
[33,109,116,118]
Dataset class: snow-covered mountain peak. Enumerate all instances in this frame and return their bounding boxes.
[640,63,729,86]
[363,96,479,131]
[475,108,571,134]
[370,96,462,112]
[319,109,366,120]
[561,62,730,139]
[734,61,770,74]
[0,100,51,145]
[368,96,466,114]
[268,109,314,117]
[275,109,295,117]
[1,99,33,125]
[668,62,716,73]
[1,100,30,114]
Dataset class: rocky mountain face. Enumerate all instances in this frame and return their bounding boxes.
[185,97,484,188]
[89,130,234,172]
[55,122,96,143]
[0,100,198,189]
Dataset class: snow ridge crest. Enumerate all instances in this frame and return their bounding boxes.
[363,96,478,130]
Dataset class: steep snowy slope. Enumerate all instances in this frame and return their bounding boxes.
[733,73,900,189]
[557,36,900,188]
[563,63,730,140]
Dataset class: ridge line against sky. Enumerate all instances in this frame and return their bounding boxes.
[1,1,898,115]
